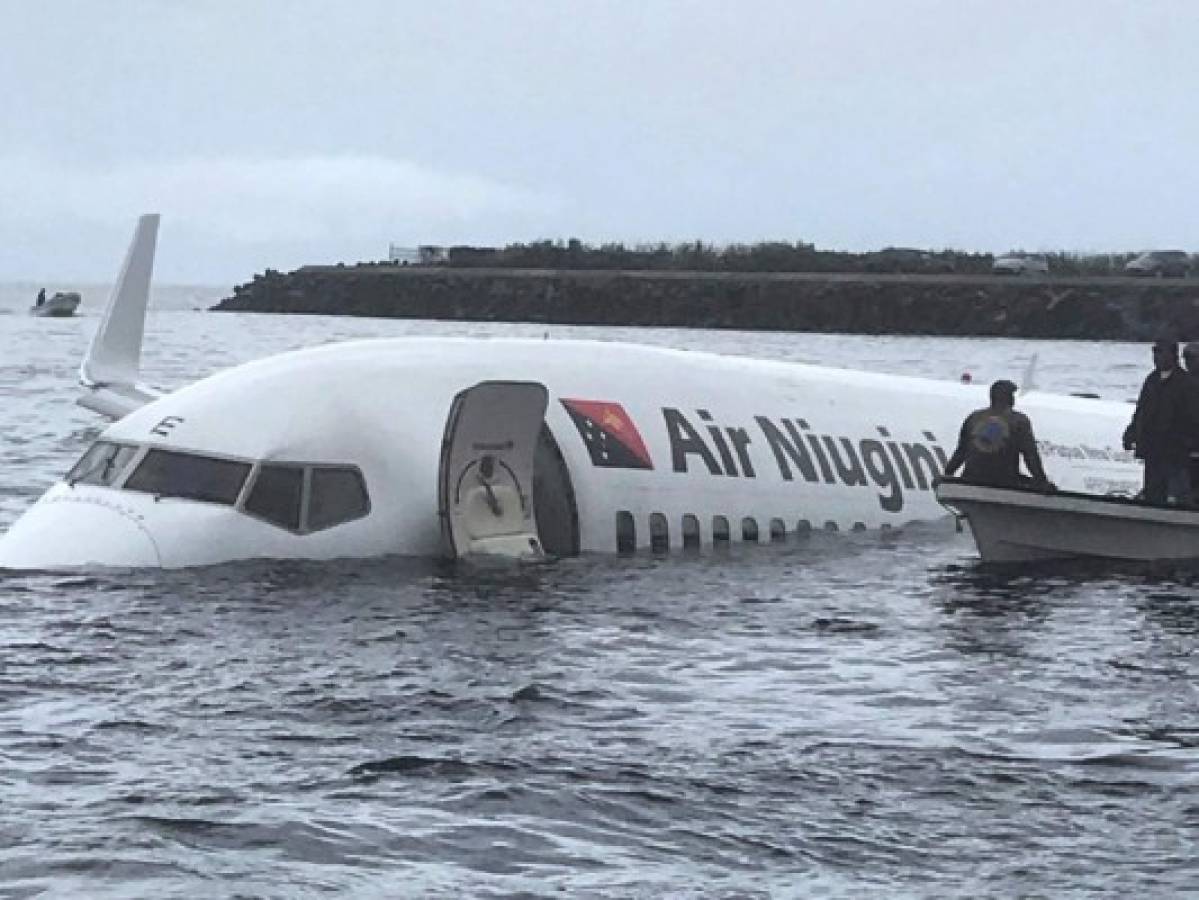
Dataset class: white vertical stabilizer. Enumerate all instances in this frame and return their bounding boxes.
[1020,353,1039,395]
[78,214,163,418]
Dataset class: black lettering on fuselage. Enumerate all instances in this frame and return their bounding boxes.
[902,442,940,490]
[697,410,738,476]
[663,408,722,475]
[796,419,835,483]
[860,439,903,512]
[879,427,916,490]
[924,431,949,471]
[671,408,948,512]
[756,416,819,482]
[727,427,755,478]
[151,415,184,437]
[820,436,867,486]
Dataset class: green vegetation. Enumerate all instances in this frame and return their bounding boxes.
[402,240,1145,277]
[430,239,987,273]
[1041,251,1139,277]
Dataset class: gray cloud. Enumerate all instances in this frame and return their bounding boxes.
[2,0,1197,282]
[0,154,557,242]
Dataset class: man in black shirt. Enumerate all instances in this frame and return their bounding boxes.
[942,379,1053,489]
[1184,342,1199,377]
[1124,340,1199,505]
[1182,342,1199,494]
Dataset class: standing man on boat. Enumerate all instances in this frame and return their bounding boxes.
[1176,341,1199,499]
[1183,342,1199,377]
[940,379,1054,489]
[1123,340,1199,505]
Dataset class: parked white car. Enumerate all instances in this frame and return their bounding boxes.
[993,253,1049,275]
[1124,251,1192,278]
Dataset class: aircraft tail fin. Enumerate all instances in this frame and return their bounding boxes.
[1020,352,1039,395]
[78,214,163,419]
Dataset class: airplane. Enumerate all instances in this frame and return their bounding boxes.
[0,215,1145,570]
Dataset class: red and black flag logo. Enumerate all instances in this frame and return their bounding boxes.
[560,399,654,470]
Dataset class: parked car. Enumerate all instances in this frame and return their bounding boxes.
[992,253,1049,276]
[1124,250,1191,278]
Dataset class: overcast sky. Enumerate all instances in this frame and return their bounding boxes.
[1,0,1196,283]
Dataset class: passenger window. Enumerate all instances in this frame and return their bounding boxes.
[67,441,138,487]
[796,519,812,534]
[125,448,249,505]
[770,518,786,542]
[307,467,370,532]
[616,511,636,553]
[681,514,700,550]
[244,465,304,531]
[852,522,867,532]
[649,512,669,553]
[742,517,759,542]
[824,520,839,532]
[712,516,730,544]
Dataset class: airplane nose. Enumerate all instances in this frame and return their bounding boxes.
[0,494,162,569]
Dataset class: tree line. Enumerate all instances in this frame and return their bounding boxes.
[396,239,1145,277]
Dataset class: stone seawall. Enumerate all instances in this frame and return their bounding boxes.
[212,266,1199,341]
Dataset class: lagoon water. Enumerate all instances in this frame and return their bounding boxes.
[1,285,1197,897]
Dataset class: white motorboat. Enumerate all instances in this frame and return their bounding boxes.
[935,477,1199,563]
[30,291,81,317]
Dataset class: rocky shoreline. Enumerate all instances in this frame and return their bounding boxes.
[212,266,1199,341]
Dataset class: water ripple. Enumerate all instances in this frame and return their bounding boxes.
[0,310,1196,895]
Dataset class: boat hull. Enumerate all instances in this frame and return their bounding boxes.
[936,480,1199,563]
[30,293,81,317]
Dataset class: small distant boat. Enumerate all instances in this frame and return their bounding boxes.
[935,477,1199,563]
[30,291,82,318]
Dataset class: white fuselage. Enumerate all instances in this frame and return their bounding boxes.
[0,337,1141,570]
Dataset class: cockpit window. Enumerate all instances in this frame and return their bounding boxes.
[124,448,250,505]
[307,467,370,532]
[67,441,139,487]
[244,465,304,532]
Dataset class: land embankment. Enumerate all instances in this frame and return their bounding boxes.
[212,266,1199,341]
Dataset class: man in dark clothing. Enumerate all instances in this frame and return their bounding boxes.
[1184,342,1199,377]
[941,379,1053,489]
[1181,342,1199,494]
[1123,340,1199,505]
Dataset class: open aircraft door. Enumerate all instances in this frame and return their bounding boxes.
[439,381,551,561]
